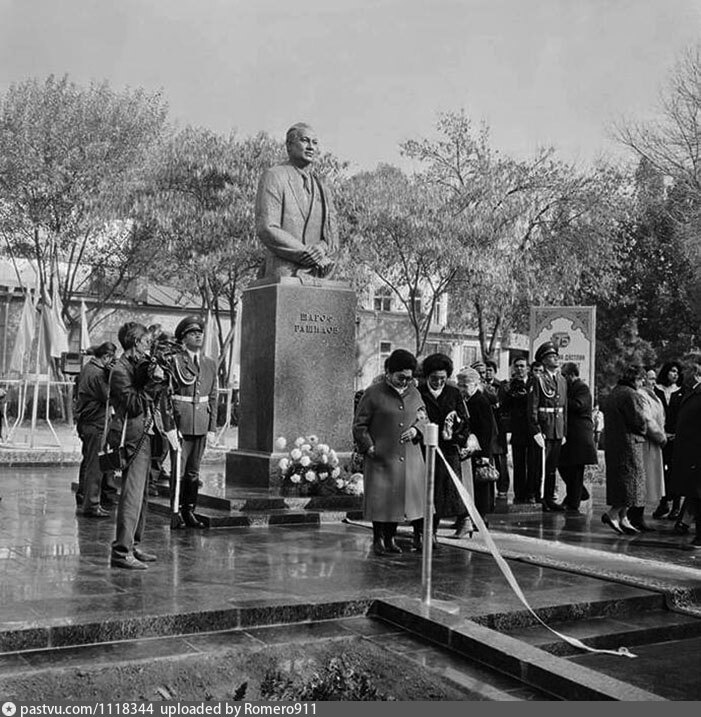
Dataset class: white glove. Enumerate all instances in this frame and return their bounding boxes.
[534,433,545,449]
[165,428,180,451]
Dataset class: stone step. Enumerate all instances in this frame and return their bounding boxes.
[469,588,665,630]
[0,599,375,655]
[147,495,361,527]
[500,608,701,657]
[370,596,667,700]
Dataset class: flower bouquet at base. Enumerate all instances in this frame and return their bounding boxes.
[275,435,364,497]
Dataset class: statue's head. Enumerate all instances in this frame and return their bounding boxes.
[286,123,318,169]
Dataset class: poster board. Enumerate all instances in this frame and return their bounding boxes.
[530,306,596,389]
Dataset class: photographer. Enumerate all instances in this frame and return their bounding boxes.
[170,316,218,529]
[109,322,176,570]
[75,341,118,516]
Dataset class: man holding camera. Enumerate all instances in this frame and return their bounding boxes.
[170,316,218,529]
[109,323,172,569]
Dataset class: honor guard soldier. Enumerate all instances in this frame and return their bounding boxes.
[527,341,568,512]
[171,316,218,528]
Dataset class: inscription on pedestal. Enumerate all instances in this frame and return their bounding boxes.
[293,312,340,335]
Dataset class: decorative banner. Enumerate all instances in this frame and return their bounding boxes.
[9,292,36,374]
[530,306,596,388]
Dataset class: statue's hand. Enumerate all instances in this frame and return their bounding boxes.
[301,245,325,267]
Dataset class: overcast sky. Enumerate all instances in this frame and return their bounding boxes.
[1,0,700,173]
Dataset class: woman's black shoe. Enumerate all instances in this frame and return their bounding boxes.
[674,521,690,535]
[412,534,422,552]
[630,521,655,532]
[372,540,386,556]
[384,539,402,554]
[667,509,681,521]
[602,513,624,535]
[652,501,670,519]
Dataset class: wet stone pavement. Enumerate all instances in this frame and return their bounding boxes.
[1,461,701,699]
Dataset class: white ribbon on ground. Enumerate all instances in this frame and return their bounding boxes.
[436,446,636,658]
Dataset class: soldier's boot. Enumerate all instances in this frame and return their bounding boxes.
[181,480,205,529]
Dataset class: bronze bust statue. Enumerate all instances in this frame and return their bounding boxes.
[255,123,338,279]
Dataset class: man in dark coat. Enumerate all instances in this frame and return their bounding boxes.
[671,363,701,549]
[75,341,118,516]
[499,357,531,503]
[527,342,568,511]
[557,362,598,515]
[170,316,219,529]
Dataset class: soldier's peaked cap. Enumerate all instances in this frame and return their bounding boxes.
[175,315,204,341]
[534,341,559,362]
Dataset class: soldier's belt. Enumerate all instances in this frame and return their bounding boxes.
[172,395,210,404]
[538,407,564,413]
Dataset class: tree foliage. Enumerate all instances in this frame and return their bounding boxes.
[401,111,627,359]
[613,45,701,360]
[0,75,169,328]
[132,128,284,378]
[339,164,458,355]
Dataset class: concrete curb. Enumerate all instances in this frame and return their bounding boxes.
[371,596,667,701]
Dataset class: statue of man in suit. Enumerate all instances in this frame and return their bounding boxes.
[255,123,339,279]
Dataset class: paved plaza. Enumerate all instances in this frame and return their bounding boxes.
[1,424,701,699]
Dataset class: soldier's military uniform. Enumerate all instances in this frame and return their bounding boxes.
[527,342,568,510]
[171,316,218,528]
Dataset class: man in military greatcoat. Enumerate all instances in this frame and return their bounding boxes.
[527,341,568,512]
[171,316,218,529]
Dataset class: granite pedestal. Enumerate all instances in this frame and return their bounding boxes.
[227,277,357,491]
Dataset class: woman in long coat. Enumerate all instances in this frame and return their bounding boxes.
[635,368,667,530]
[353,349,428,556]
[418,353,469,549]
[653,361,684,519]
[670,363,701,549]
[602,365,647,535]
[558,362,598,514]
[456,366,498,531]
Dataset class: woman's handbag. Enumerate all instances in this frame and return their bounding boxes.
[473,461,500,484]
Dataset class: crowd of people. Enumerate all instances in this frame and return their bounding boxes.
[69,330,701,564]
[603,361,700,547]
[353,345,701,555]
[74,316,218,569]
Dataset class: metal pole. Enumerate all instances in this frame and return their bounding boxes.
[2,294,9,377]
[421,422,439,606]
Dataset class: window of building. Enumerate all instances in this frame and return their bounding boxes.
[373,286,393,312]
[425,342,439,356]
